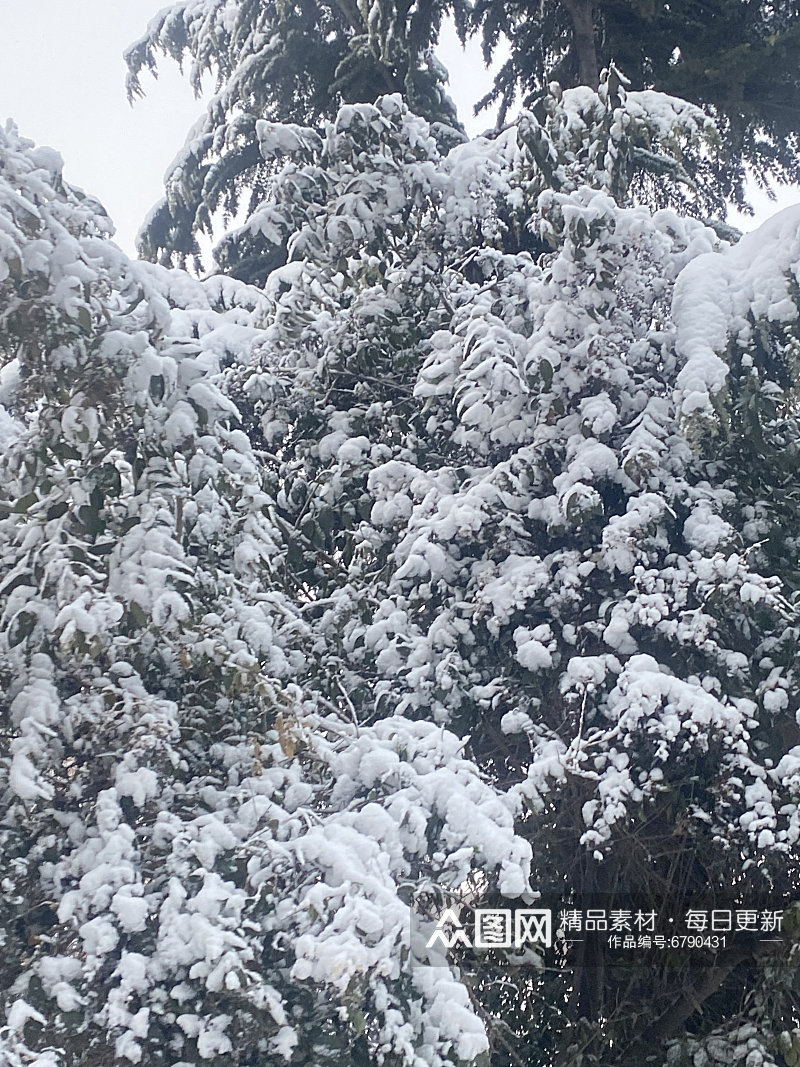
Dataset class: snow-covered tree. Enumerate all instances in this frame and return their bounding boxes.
[468,0,800,207]
[125,0,466,279]
[4,9,800,1067]
[0,121,530,1067]
[126,0,800,281]
[219,81,800,1065]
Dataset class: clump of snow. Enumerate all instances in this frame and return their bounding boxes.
[674,204,800,417]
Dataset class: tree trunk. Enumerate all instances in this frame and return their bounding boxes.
[619,941,783,1066]
[561,0,600,88]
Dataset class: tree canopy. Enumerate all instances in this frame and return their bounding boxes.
[124,0,467,279]
[127,0,800,279]
[2,3,800,1067]
[471,0,800,207]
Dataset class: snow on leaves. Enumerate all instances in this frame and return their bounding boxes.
[3,68,800,1067]
[0,118,533,1067]
[674,203,800,419]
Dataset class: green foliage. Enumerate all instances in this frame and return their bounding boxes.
[125,0,469,279]
[469,0,800,211]
[4,0,800,1061]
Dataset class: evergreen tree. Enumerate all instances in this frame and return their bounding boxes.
[470,0,800,209]
[124,0,467,281]
[127,0,800,281]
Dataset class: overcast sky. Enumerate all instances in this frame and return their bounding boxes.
[1,1,797,256]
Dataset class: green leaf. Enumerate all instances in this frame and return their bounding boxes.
[286,539,304,569]
[318,507,335,537]
[8,610,36,647]
[85,541,116,556]
[357,497,373,521]
[302,518,320,546]
[46,501,69,521]
[351,1008,366,1036]
[0,571,33,598]
[128,602,148,629]
[77,505,105,536]
[122,291,145,315]
[13,492,38,514]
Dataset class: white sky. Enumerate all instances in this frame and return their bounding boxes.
[0,2,797,255]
